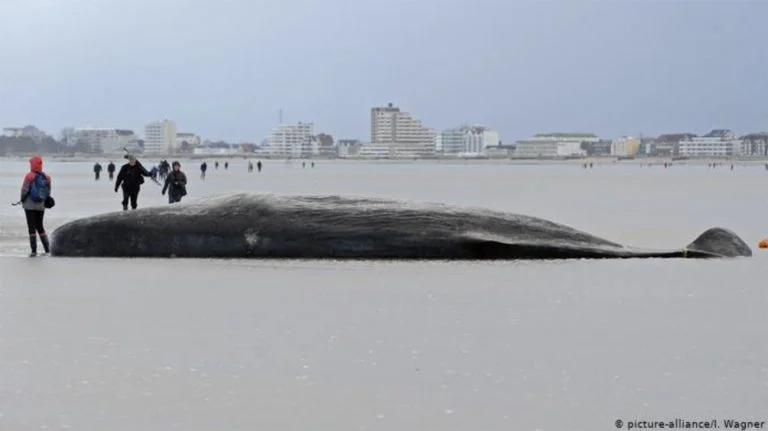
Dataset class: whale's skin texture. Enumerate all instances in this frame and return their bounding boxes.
[49,193,753,259]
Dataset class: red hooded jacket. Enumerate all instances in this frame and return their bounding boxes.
[20,155,52,210]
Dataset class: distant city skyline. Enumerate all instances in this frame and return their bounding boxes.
[1,0,767,142]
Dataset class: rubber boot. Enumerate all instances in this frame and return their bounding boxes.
[29,235,37,257]
[40,234,50,254]
[122,203,128,211]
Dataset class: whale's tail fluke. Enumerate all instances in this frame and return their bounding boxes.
[684,227,752,258]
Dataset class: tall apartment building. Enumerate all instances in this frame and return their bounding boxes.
[438,125,500,156]
[366,103,435,158]
[263,122,317,157]
[144,120,178,154]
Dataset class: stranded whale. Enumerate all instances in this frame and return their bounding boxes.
[50,193,752,259]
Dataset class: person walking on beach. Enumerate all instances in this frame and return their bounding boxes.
[107,161,116,180]
[162,161,188,204]
[257,160,262,172]
[159,160,170,181]
[93,162,103,180]
[19,155,52,257]
[200,161,208,179]
[114,154,151,211]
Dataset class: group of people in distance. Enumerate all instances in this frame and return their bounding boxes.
[17,154,188,257]
[198,159,262,180]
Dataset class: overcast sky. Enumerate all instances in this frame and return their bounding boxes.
[1,0,766,143]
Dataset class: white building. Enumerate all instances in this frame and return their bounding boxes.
[60,128,76,145]
[514,133,598,158]
[367,103,436,158]
[437,125,500,157]
[263,122,318,157]
[144,120,178,154]
[70,128,138,153]
[463,127,499,156]
[610,136,641,157]
[679,129,739,157]
[337,139,363,158]
[192,147,240,156]
[116,130,141,152]
[176,132,201,149]
[740,133,768,157]
[436,128,463,155]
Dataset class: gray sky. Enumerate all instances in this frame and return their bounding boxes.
[1,0,766,143]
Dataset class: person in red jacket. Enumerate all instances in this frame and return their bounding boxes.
[19,155,52,256]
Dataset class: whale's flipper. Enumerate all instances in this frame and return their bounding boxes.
[683,227,752,258]
[458,231,633,260]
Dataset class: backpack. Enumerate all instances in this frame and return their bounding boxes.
[28,172,50,203]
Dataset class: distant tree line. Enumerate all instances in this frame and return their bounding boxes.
[0,136,76,155]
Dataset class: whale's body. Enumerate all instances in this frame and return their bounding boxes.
[50,193,752,259]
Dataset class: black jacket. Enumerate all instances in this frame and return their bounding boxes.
[162,171,188,197]
[115,161,150,190]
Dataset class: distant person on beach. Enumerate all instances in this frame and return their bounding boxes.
[215,161,219,169]
[162,161,188,204]
[257,160,262,172]
[19,155,52,256]
[107,161,116,180]
[200,162,208,179]
[224,161,229,170]
[93,162,102,180]
[248,161,253,172]
[114,154,151,211]
[159,160,170,180]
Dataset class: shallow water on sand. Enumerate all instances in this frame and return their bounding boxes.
[1,158,767,430]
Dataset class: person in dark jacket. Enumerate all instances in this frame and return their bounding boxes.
[107,161,116,180]
[161,161,188,204]
[114,154,151,210]
[93,162,103,180]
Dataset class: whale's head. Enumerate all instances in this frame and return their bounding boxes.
[684,227,752,258]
